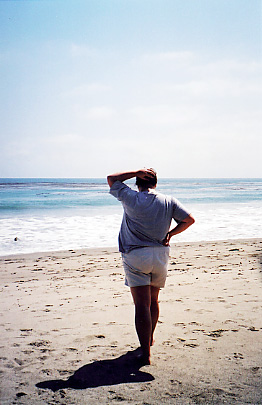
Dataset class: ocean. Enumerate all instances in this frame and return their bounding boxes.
[0,178,261,256]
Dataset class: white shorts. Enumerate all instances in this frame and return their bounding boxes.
[122,246,170,288]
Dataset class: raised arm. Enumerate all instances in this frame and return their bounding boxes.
[107,168,155,188]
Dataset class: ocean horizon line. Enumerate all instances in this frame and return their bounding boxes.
[1,176,261,181]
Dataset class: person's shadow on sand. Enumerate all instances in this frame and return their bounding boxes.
[36,348,154,392]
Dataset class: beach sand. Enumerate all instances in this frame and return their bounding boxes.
[0,239,261,404]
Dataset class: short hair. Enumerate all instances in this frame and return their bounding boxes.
[135,169,157,189]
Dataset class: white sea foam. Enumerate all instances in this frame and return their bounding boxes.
[0,212,122,256]
[173,202,262,243]
[1,202,261,256]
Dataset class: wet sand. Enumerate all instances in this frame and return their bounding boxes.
[0,239,262,404]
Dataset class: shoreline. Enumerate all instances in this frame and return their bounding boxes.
[1,236,261,260]
[1,238,261,404]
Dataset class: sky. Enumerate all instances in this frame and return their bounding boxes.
[0,0,261,178]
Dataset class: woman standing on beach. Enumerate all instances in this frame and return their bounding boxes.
[107,168,195,365]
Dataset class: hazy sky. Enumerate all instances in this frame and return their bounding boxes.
[1,0,261,178]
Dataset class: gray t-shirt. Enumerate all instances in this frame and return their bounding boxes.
[110,181,190,253]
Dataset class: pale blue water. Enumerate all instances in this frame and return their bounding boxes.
[0,178,261,256]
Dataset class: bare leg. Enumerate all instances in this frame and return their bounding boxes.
[150,286,160,346]
[130,285,151,365]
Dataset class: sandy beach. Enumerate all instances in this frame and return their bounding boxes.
[0,238,261,404]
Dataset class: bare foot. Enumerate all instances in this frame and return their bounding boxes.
[132,347,151,366]
[136,353,151,366]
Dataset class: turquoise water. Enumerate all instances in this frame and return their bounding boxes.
[1,178,261,212]
[0,178,261,255]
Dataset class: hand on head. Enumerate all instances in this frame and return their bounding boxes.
[137,168,156,181]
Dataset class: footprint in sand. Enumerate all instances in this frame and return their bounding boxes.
[29,340,51,348]
[184,343,199,348]
[20,329,33,336]
[14,358,24,366]
[233,352,244,359]
[192,388,237,402]
[16,392,27,398]
[248,326,259,332]
[22,350,34,355]
[251,367,260,373]
[206,329,227,339]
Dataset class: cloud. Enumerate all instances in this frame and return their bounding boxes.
[86,106,116,120]
[43,133,85,146]
[4,133,84,156]
[2,41,261,178]
[64,83,112,98]
[125,54,261,136]
[141,51,194,63]
[191,59,261,78]
[154,77,262,99]
[70,43,100,58]
[128,104,201,126]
